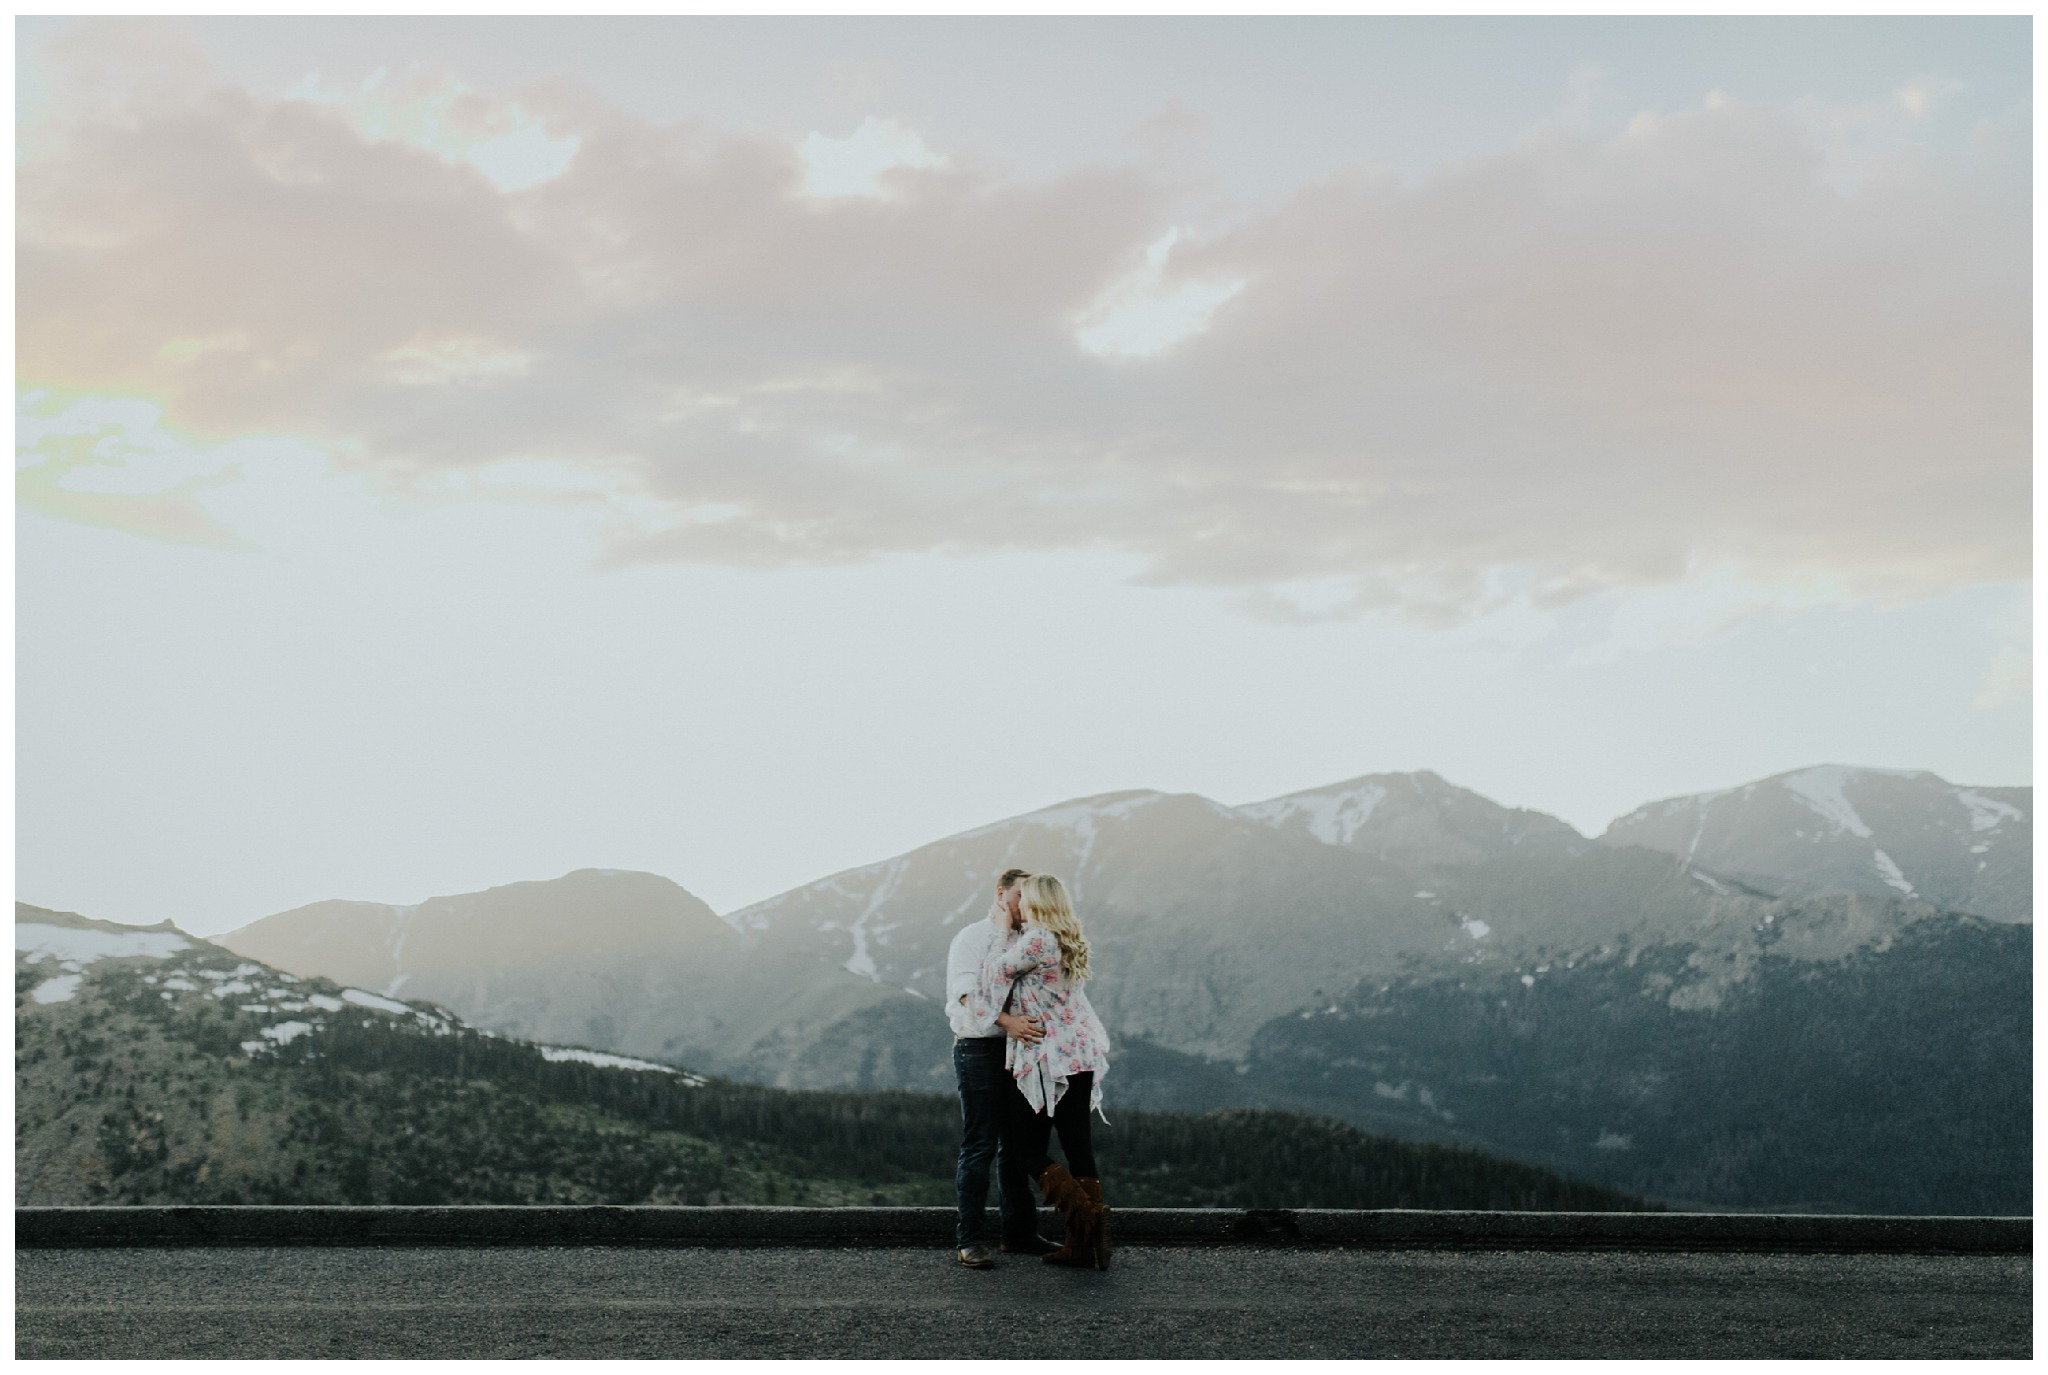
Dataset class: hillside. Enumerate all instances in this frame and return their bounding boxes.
[16,904,1648,1212]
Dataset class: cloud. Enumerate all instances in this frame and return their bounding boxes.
[798,116,944,199]
[1973,644,2031,710]
[1557,62,1619,130]
[17,390,253,548]
[1971,591,2032,710]
[282,64,580,192]
[1073,227,1245,359]
[17,21,2029,623]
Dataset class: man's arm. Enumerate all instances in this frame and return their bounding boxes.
[944,919,995,1013]
[952,917,1046,1041]
[951,987,1042,1043]
[946,915,1039,1040]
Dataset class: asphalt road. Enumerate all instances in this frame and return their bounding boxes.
[16,1245,2031,1359]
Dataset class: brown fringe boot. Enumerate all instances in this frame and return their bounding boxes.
[1079,1178,1112,1270]
[1037,1163,1098,1267]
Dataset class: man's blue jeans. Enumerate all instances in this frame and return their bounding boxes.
[954,1036,1036,1249]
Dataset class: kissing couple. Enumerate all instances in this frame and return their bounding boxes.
[947,868,1113,1270]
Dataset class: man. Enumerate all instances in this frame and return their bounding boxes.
[947,867,1055,1268]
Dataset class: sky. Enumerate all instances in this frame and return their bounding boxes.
[15,16,2033,935]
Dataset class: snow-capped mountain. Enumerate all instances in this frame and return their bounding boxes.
[15,901,687,1081]
[22,903,425,1042]
[1235,770,1591,864]
[1598,765,2030,922]
[218,782,1663,1082]
[216,763,2027,1086]
[75,759,2030,1212]
[717,768,1980,1065]
[726,789,1449,1060]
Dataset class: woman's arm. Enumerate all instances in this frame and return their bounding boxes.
[989,926,1055,981]
[964,928,1054,1031]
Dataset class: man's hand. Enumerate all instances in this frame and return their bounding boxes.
[997,1011,1045,1044]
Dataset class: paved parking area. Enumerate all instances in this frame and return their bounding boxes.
[16,1245,2031,1359]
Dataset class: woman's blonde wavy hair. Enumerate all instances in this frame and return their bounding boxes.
[1021,873,1090,984]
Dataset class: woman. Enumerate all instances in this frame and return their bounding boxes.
[966,872,1113,1269]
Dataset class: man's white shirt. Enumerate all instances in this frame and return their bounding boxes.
[945,902,1011,1039]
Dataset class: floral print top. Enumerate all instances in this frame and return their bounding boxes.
[968,924,1111,1119]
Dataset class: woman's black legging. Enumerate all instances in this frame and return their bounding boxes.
[1008,1071,1099,1180]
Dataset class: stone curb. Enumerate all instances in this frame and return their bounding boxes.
[14,1207,2030,1253]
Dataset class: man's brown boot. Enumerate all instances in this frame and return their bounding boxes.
[1079,1179,1112,1270]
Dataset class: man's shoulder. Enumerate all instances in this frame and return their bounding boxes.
[947,918,997,960]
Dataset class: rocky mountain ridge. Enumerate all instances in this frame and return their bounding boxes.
[216,764,2028,1078]
[186,761,2033,1209]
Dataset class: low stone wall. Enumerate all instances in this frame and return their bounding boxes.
[15,1207,2030,1253]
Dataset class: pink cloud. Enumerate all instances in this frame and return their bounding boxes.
[18,21,2028,621]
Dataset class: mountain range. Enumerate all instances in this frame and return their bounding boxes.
[1602,764,2028,919]
[206,762,2031,1211]
[16,902,1644,1212]
[220,869,903,1086]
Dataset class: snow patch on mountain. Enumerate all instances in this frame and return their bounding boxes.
[261,1020,315,1046]
[29,974,81,1004]
[341,987,414,1015]
[842,856,908,979]
[1020,792,1168,830]
[1607,781,1754,835]
[941,889,985,928]
[944,792,1176,871]
[1238,782,1390,846]
[1871,849,1916,896]
[539,1045,694,1078]
[16,922,190,966]
[1689,868,1733,895]
[1781,766,1874,838]
[1956,789,2023,833]
[385,904,420,979]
